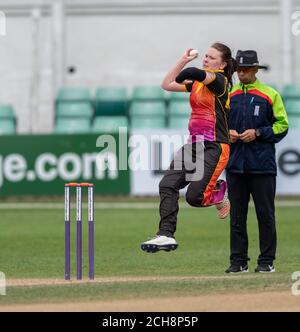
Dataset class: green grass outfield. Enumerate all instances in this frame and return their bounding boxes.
[0,199,299,305]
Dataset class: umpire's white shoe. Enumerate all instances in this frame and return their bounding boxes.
[141,235,178,253]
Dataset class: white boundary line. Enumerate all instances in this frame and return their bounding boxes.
[0,201,299,209]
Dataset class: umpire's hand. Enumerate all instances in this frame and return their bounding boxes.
[230,130,240,143]
[239,129,256,143]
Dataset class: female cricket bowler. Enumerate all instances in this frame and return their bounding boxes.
[141,42,235,253]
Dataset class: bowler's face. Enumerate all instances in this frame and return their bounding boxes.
[202,47,226,71]
[237,67,258,84]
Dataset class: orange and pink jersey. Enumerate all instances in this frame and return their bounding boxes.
[184,71,230,144]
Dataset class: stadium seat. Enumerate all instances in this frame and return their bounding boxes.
[130,101,166,116]
[94,87,128,116]
[168,101,191,128]
[131,117,166,129]
[131,86,165,101]
[287,114,300,129]
[129,101,167,128]
[168,91,190,102]
[56,87,91,103]
[92,116,128,133]
[169,116,190,129]
[0,119,16,134]
[54,118,90,134]
[168,100,191,116]
[0,104,16,120]
[282,84,300,99]
[285,100,300,115]
[0,104,17,132]
[56,103,94,119]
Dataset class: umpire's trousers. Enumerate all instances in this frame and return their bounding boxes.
[158,141,229,238]
[226,172,276,266]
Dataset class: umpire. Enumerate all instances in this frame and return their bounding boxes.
[225,50,289,273]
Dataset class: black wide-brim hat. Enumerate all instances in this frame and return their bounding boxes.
[236,50,269,70]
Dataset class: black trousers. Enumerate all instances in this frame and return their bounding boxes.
[158,141,229,238]
[226,172,276,266]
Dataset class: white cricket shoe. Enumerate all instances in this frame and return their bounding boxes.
[141,235,178,253]
[216,190,230,219]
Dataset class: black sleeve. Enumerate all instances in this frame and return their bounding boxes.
[185,82,194,92]
[206,73,227,96]
[175,67,206,83]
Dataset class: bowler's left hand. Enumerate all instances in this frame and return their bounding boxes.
[239,129,256,143]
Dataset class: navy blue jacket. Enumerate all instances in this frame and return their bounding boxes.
[227,79,289,174]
